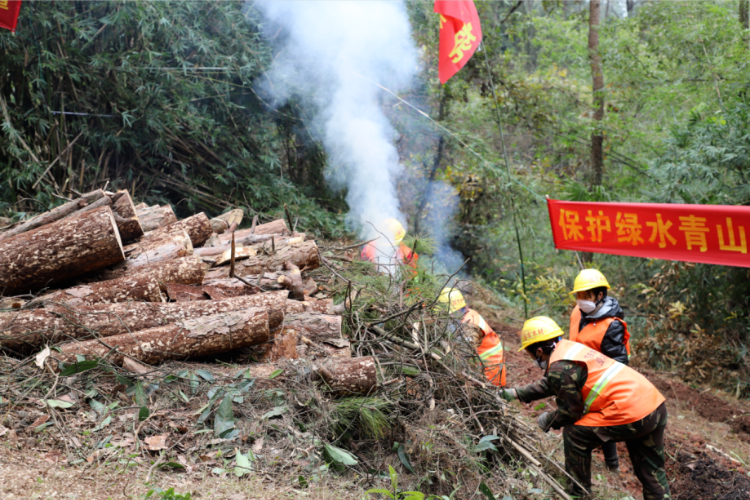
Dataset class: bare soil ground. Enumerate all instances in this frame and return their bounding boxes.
[492,320,750,500]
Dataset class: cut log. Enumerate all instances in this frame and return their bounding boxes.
[210,209,243,234]
[219,219,287,244]
[133,202,148,211]
[134,255,206,291]
[314,357,376,395]
[202,282,260,300]
[0,190,107,243]
[207,240,320,278]
[196,234,306,260]
[34,274,164,307]
[99,226,193,280]
[111,190,144,244]
[59,309,270,366]
[297,335,351,359]
[0,206,124,296]
[284,298,334,315]
[166,284,208,302]
[203,273,285,288]
[250,328,299,362]
[136,205,177,232]
[284,312,342,340]
[148,212,212,248]
[0,292,289,351]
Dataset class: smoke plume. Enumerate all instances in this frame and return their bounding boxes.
[254,1,417,242]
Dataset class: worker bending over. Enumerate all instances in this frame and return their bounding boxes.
[439,287,505,387]
[361,218,418,272]
[502,317,670,500]
[569,269,631,470]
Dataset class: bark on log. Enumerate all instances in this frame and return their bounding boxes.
[278,262,306,300]
[202,282,260,300]
[0,190,106,243]
[284,298,334,315]
[297,335,351,360]
[0,292,288,351]
[166,284,208,302]
[133,202,148,211]
[59,309,270,366]
[134,255,206,291]
[210,209,243,234]
[0,206,124,296]
[148,212,212,248]
[34,274,164,307]
[111,190,144,244]
[313,356,376,395]
[219,219,287,244]
[196,234,306,265]
[99,226,193,280]
[136,205,178,232]
[284,312,342,340]
[207,240,320,278]
[250,328,299,362]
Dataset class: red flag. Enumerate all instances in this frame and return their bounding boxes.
[434,0,482,84]
[547,199,750,268]
[0,0,22,33]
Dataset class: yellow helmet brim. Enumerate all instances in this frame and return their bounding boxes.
[518,328,563,351]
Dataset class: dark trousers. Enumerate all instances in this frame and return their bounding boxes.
[563,402,670,500]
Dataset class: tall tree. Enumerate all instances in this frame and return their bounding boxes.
[626,0,635,16]
[740,0,749,30]
[588,0,605,187]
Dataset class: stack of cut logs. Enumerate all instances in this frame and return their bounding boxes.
[0,190,374,395]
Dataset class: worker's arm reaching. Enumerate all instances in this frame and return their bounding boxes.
[510,360,588,430]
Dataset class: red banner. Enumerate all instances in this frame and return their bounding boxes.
[0,0,22,33]
[434,0,482,84]
[547,199,750,268]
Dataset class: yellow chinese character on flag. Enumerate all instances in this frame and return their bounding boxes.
[585,210,611,243]
[646,214,677,249]
[678,215,710,252]
[717,217,747,254]
[0,1,8,10]
[615,212,644,246]
[449,23,477,63]
[558,209,584,241]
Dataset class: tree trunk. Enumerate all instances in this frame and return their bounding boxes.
[59,309,270,366]
[284,298,334,315]
[202,282,260,300]
[99,226,193,280]
[111,190,144,244]
[284,312,342,340]
[589,0,605,188]
[626,0,634,16]
[0,190,107,243]
[297,336,351,360]
[206,240,320,278]
[203,274,285,290]
[741,0,749,30]
[166,284,209,302]
[136,205,178,232]
[196,234,306,264]
[0,291,289,351]
[219,219,287,244]
[250,327,299,362]
[0,206,124,296]
[148,212,213,248]
[134,255,206,291]
[34,274,164,307]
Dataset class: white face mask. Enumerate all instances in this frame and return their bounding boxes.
[535,359,548,371]
[577,299,597,314]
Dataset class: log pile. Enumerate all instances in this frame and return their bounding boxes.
[0,190,369,394]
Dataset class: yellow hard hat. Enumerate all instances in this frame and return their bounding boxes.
[438,287,466,314]
[571,269,610,295]
[384,218,406,244]
[519,316,563,351]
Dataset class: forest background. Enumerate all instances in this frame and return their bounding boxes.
[1,0,749,396]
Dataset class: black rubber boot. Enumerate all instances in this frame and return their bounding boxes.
[602,441,619,471]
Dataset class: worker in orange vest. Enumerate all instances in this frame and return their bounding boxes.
[569,269,630,471]
[439,287,505,387]
[501,317,670,499]
[360,218,418,272]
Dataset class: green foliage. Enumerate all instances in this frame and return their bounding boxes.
[144,488,191,500]
[331,397,391,441]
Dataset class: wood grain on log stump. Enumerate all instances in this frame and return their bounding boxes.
[0,291,289,351]
[111,190,144,244]
[148,212,212,248]
[59,308,270,366]
[136,205,178,232]
[35,274,164,307]
[0,206,124,296]
[0,190,107,243]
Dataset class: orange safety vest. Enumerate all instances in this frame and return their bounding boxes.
[549,340,664,427]
[462,309,506,387]
[361,242,418,270]
[569,305,631,357]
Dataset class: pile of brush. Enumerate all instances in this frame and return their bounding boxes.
[0,189,372,395]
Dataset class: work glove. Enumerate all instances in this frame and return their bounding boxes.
[500,388,517,402]
[537,411,553,433]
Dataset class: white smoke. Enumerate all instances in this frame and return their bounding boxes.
[254,1,417,242]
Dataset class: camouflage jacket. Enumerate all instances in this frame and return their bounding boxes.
[515,360,588,430]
